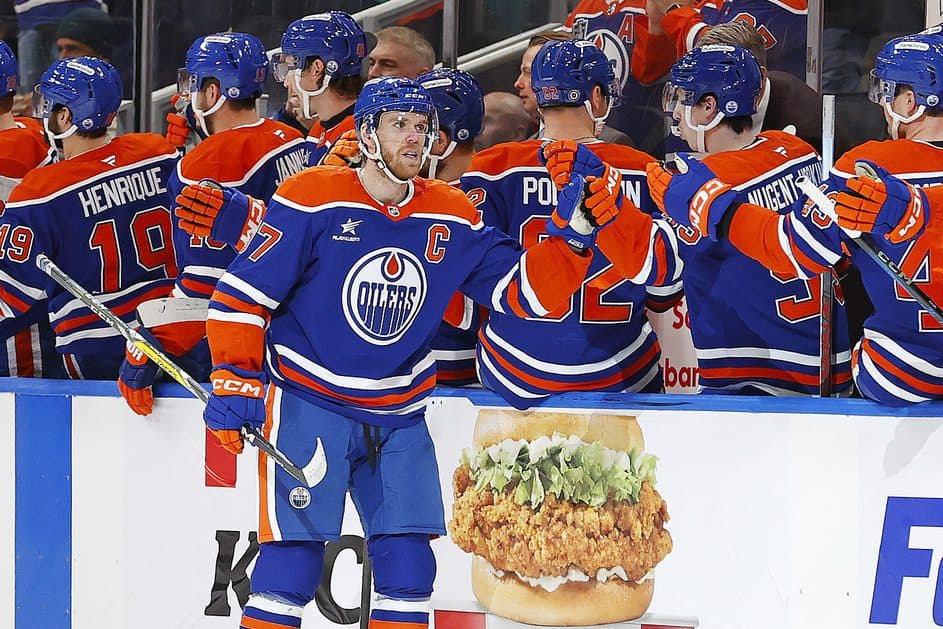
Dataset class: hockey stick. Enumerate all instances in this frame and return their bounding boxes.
[35,254,327,487]
[795,177,943,324]
[816,95,836,398]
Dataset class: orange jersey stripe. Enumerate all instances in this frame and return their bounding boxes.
[180,277,218,298]
[479,333,660,391]
[0,286,30,313]
[257,384,277,543]
[369,621,427,629]
[52,285,170,335]
[13,327,34,377]
[277,358,438,408]
[862,339,943,395]
[212,290,271,320]
[699,365,852,387]
[241,616,296,629]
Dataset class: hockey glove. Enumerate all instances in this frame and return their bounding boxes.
[833,159,927,244]
[645,161,673,214]
[540,140,606,189]
[323,130,363,168]
[662,153,737,240]
[117,328,164,416]
[165,94,191,149]
[175,181,266,253]
[546,174,597,251]
[584,165,624,227]
[205,365,267,455]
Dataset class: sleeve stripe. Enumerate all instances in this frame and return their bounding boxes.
[211,290,270,319]
[490,265,517,315]
[0,270,46,300]
[519,251,550,317]
[627,223,659,284]
[791,216,843,265]
[686,21,708,52]
[181,265,226,279]
[218,272,280,309]
[776,215,809,279]
[206,309,267,328]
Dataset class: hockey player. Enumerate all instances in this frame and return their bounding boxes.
[0,41,55,201]
[692,31,943,403]
[270,11,373,166]
[462,40,683,409]
[584,43,852,395]
[0,57,178,379]
[116,32,307,415]
[200,76,600,629]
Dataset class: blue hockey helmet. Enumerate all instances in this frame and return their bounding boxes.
[272,11,370,83]
[0,40,17,96]
[354,77,438,183]
[35,57,122,139]
[417,68,484,144]
[178,32,268,101]
[870,28,943,111]
[664,43,762,118]
[531,39,620,109]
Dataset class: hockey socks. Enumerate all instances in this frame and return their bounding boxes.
[369,597,430,629]
[241,541,324,629]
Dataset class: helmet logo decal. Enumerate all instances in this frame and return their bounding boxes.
[227,87,240,98]
[724,101,739,114]
[65,61,95,76]
[457,128,469,141]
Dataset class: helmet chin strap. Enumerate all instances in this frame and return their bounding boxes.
[293,70,331,120]
[43,116,77,141]
[192,91,227,136]
[884,102,925,140]
[583,98,612,136]
[427,140,456,180]
[684,105,725,152]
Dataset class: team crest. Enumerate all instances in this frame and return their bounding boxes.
[342,247,427,345]
[289,487,311,509]
[588,29,630,89]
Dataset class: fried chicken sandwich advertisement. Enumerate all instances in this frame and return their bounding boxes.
[448,410,673,626]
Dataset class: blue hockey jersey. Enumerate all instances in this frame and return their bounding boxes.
[604,130,852,395]
[0,133,179,378]
[206,166,593,427]
[728,138,943,403]
[461,140,683,408]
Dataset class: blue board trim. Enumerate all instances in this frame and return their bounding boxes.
[15,393,71,629]
[1,377,942,417]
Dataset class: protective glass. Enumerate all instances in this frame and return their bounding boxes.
[868,69,895,105]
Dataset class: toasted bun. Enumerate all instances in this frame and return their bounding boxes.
[473,409,644,452]
[471,556,653,625]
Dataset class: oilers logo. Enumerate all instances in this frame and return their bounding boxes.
[588,29,630,89]
[342,247,427,345]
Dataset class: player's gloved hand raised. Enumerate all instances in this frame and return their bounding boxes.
[645,161,673,214]
[323,130,363,168]
[117,328,164,416]
[205,365,267,455]
[546,174,599,252]
[660,153,737,240]
[540,140,605,189]
[175,181,266,253]
[165,94,191,149]
[584,165,624,228]
[833,159,927,244]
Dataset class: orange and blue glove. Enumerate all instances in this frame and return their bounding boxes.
[117,328,164,416]
[323,129,363,168]
[175,181,266,252]
[540,139,605,189]
[833,159,927,244]
[165,94,191,148]
[546,174,599,252]
[659,153,737,241]
[205,365,267,455]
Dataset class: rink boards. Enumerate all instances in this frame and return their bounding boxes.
[2,379,943,629]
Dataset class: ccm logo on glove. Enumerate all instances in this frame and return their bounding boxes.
[212,378,263,397]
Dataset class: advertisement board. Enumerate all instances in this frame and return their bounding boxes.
[3,380,943,629]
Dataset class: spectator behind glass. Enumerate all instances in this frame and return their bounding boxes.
[366,25,435,79]
[475,91,534,151]
[515,31,633,147]
[13,0,104,113]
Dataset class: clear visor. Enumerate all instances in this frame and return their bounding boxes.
[176,68,198,96]
[270,52,304,83]
[32,85,55,119]
[662,82,694,114]
[868,69,895,105]
[377,110,438,140]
